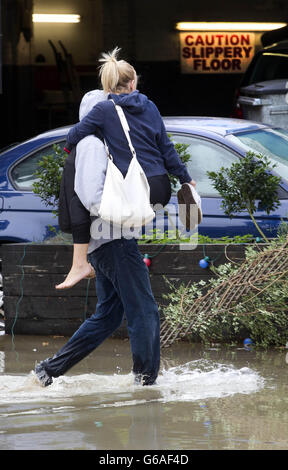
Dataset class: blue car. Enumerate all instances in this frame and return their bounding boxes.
[1,117,288,243]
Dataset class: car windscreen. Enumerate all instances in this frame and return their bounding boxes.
[226,128,288,182]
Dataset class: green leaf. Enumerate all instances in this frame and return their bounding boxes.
[207,151,281,241]
[32,144,67,213]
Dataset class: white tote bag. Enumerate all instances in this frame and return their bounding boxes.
[98,101,155,228]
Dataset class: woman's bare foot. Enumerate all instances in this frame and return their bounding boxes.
[55,263,95,290]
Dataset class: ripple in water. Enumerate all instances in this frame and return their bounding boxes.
[0,359,265,407]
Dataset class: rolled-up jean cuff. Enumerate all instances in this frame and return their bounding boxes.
[71,222,91,244]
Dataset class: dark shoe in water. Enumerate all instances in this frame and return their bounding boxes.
[35,360,53,387]
[142,374,157,386]
[134,373,156,386]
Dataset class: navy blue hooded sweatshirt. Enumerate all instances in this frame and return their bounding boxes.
[66,90,192,185]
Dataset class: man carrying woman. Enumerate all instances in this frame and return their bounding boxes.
[35,47,196,387]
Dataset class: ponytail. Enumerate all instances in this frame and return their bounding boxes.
[99,47,136,93]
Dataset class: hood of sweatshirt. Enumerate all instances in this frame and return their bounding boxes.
[79,89,107,120]
[109,90,148,114]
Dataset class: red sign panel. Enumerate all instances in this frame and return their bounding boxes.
[180,32,255,73]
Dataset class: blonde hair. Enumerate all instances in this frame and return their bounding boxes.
[99,47,136,94]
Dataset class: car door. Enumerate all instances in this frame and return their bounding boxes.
[169,133,288,238]
[1,140,65,242]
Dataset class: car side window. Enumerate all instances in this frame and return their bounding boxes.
[171,134,240,196]
[10,141,65,190]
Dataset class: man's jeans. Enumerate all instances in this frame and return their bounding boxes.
[43,238,160,385]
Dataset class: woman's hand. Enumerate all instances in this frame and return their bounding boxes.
[189,180,197,188]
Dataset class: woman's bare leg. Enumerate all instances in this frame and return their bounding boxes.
[55,243,95,289]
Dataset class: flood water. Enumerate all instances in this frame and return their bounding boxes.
[0,334,288,451]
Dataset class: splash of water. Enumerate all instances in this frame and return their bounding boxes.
[0,359,265,407]
[157,360,265,402]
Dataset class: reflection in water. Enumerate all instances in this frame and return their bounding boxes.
[0,336,288,450]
